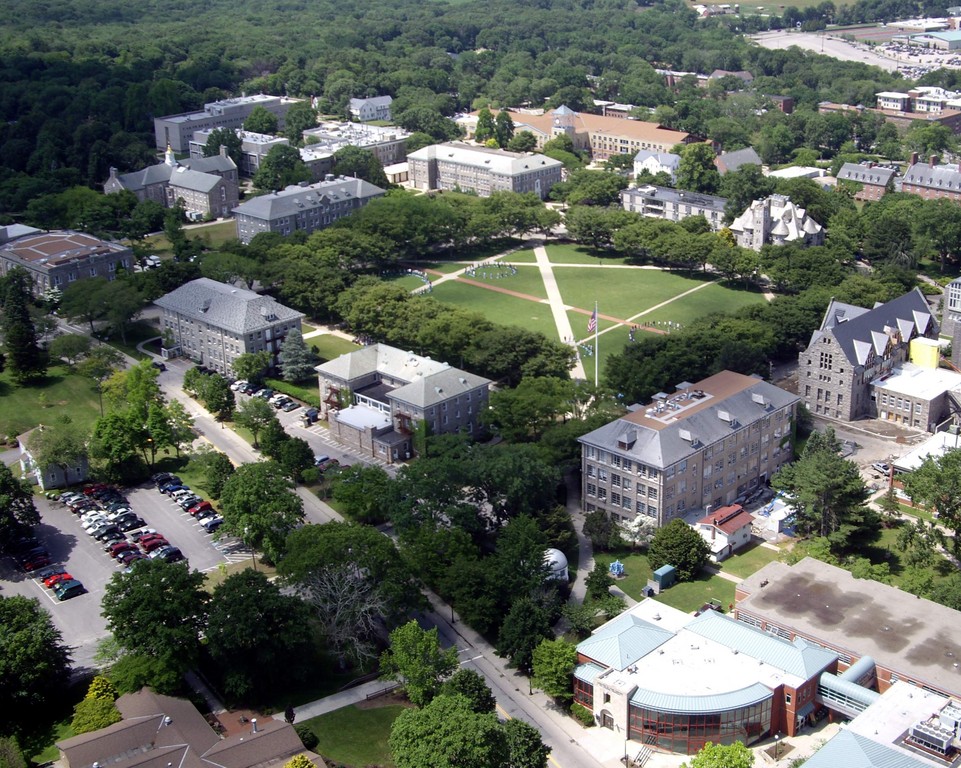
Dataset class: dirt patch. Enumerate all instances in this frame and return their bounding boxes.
[355,691,414,711]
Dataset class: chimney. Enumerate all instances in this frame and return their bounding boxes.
[251,718,258,734]
[219,144,228,158]
[930,154,938,167]
[911,151,919,166]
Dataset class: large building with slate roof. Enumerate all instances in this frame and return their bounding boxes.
[729,193,824,251]
[154,278,303,377]
[573,599,838,757]
[315,344,491,464]
[836,161,896,201]
[797,288,937,422]
[232,176,385,244]
[902,156,961,202]
[620,184,727,231]
[578,371,798,527]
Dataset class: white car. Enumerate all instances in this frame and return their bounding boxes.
[230,380,248,392]
[269,392,288,404]
[81,515,109,531]
[171,489,195,501]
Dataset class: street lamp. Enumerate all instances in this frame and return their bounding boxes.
[774,733,780,761]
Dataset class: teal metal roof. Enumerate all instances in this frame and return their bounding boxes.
[577,614,673,671]
[630,682,771,714]
[574,663,606,684]
[687,611,837,679]
[802,730,933,768]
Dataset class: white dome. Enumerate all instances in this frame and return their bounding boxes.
[543,548,569,581]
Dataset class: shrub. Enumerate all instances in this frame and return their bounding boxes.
[71,697,122,734]
[294,723,318,750]
[571,703,595,727]
[86,675,118,701]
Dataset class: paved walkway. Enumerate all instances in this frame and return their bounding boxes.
[534,243,588,380]
[289,679,397,720]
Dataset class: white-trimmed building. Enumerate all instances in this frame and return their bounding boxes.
[348,96,393,122]
[633,150,680,183]
[620,185,727,231]
[729,194,824,251]
[407,143,563,199]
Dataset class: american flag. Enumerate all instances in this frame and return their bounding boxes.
[588,308,597,333]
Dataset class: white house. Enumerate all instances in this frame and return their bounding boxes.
[633,150,680,183]
[349,96,393,122]
[18,427,89,491]
[694,504,754,562]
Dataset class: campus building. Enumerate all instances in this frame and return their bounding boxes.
[835,161,896,202]
[154,94,301,152]
[348,95,393,122]
[231,176,385,244]
[577,371,799,527]
[17,427,89,491]
[407,143,563,198]
[632,150,680,183]
[154,278,304,377]
[300,121,410,169]
[0,228,131,294]
[902,154,961,202]
[315,344,491,464]
[797,288,938,422]
[620,185,727,231]
[188,129,290,176]
[728,194,824,251]
[944,275,961,338]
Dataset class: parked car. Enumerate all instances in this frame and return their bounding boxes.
[43,571,73,588]
[18,551,52,571]
[230,379,248,391]
[150,546,185,563]
[256,388,274,399]
[317,459,340,473]
[151,360,166,371]
[107,541,137,557]
[94,526,123,542]
[141,536,170,553]
[118,550,147,566]
[195,507,218,521]
[189,501,213,516]
[36,565,68,581]
[304,407,319,423]
[117,516,147,532]
[81,516,109,532]
[872,462,891,474]
[313,454,330,467]
[153,473,180,487]
[281,400,300,412]
[130,529,158,542]
[44,491,61,501]
[201,516,224,533]
[53,579,85,601]
[170,488,194,500]
[242,383,259,395]
[177,493,202,507]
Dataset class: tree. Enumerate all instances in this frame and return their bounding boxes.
[278,327,316,382]
[531,637,577,701]
[283,757,314,768]
[647,518,710,582]
[440,669,496,714]
[1,267,45,382]
[49,333,91,365]
[243,105,279,135]
[27,417,88,483]
[507,131,538,152]
[503,718,550,768]
[71,697,121,735]
[101,558,208,670]
[206,570,313,700]
[198,449,234,498]
[61,276,110,334]
[0,737,26,768]
[676,142,720,195]
[585,561,614,600]
[494,110,515,148]
[0,463,41,550]
[164,399,195,456]
[331,464,394,523]
[0,595,71,732]
[232,351,271,384]
[681,742,754,768]
[253,144,310,191]
[273,436,314,482]
[773,428,875,554]
[332,146,389,187]
[475,108,496,144]
[380,621,458,707]
[389,695,509,768]
[234,396,277,448]
[497,597,552,674]
[219,461,304,563]
[203,127,243,167]
[199,374,235,423]
[77,345,125,417]
[583,510,622,552]
[482,377,573,442]
[283,101,318,143]
[902,448,961,557]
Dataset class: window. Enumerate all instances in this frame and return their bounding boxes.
[611,492,621,506]
[611,474,621,487]
[785,693,792,704]
[586,483,597,497]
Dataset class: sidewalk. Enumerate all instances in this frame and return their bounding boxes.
[287,679,397,721]
[533,243,587,380]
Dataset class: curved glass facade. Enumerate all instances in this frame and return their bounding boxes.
[628,697,772,754]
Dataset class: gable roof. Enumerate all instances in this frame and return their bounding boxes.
[634,150,680,169]
[154,278,303,335]
[715,147,761,174]
[697,504,753,535]
[577,612,674,670]
[838,163,896,187]
[201,720,304,768]
[232,177,385,221]
[349,96,393,109]
[169,167,223,193]
[903,160,961,191]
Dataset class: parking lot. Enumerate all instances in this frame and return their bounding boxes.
[0,485,250,672]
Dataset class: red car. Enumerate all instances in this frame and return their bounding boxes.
[118,550,146,566]
[43,572,74,588]
[108,542,137,558]
[82,483,108,496]
[189,501,213,516]
[141,536,170,553]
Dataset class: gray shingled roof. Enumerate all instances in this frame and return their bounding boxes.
[232,178,385,221]
[903,160,961,191]
[168,167,222,193]
[622,184,727,213]
[349,96,392,109]
[634,150,680,169]
[154,278,303,335]
[391,367,491,409]
[824,287,934,367]
[117,164,174,191]
[837,162,896,186]
[185,154,237,174]
[716,147,762,174]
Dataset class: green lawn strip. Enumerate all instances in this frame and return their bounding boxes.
[718,542,781,580]
[301,321,317,334]
[654,573,737,614]
[0,365,102,441]
[504,248,537,264]
[301,704,407,767]
[384,274,428,291]
[638,282,767,328]
[189,220,240,249]
[458,264,549,299]
[431,281,559,340]
[266,378,321,408]
[30,719,76,763]
[307,334,361,362]
[898,502,935,523]
[544,243,628,265]
[553,266,712,322]
[203,557,275,590]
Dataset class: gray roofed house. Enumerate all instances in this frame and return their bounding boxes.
[837,161,896,201]
[348,95,393,122]
[316,343,491,464]
[620,184,727,231]
[798,287,936,422]
[232,176,385,244]
[579,370,799,528]
[714,146,762,174]
[155,278,304,377]
[902,156,961,202]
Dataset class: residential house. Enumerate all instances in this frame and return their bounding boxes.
[709,69,754,84]
[901,153,961,202]
[714,146,762,175]
[0,228,131,294]
[407,143,562,198]
[796,288,937,422]
[693,503,754,561]
[18,427,88,491]
[154,278,304,376]
[316,344,491,464]
[348,96,393,122]
[154,94,301,152]
[620,185,727,231]
[231,176,385,244]
[836,161,895,201]
[577,371,799,527]
[57,688,324,768]
[728,194,824,251]
[632,150,680,183]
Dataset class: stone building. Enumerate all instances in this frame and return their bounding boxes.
[728,194,824,251]
[620,185,727,231]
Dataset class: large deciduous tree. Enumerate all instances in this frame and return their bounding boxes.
[332,146,389,187]
[647,518,710,582]
[203,127,243,167]
[101,558,208,671]
[253,145,310,191]
[243,105,279,135]
[0,463,41,549]
[219,461,304,563]
[675,142,720,195]
[440,669,496,714]
[380,621,458,707]
[902,448,961,556]
[27,417,88,483]
[232,351,271,384]
[496,597,552,674]
[532,638,577,702]
[234,396,277,449]
[503,718,550,768]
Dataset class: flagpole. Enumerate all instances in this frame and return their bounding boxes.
[594,300,599,388]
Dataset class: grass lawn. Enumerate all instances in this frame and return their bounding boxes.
[300,703,408,767]
[408,260,471,274]
[203,556,275,590]
[30,719,76,763]
[719,542,782,580]
[105,319,162,360]
[307,334,361,362]
[266,377,321,408]
[545,243,629,265]
[639,281,767,326]
[594,549,652,599]
[145,220,238,254]
[458,264,549,299]
[0,364,102,441]
[899,502,935,523]
[655,573,737,614]
[431,281,559,340]
[384,273,429,291]
[507,248,538,263]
